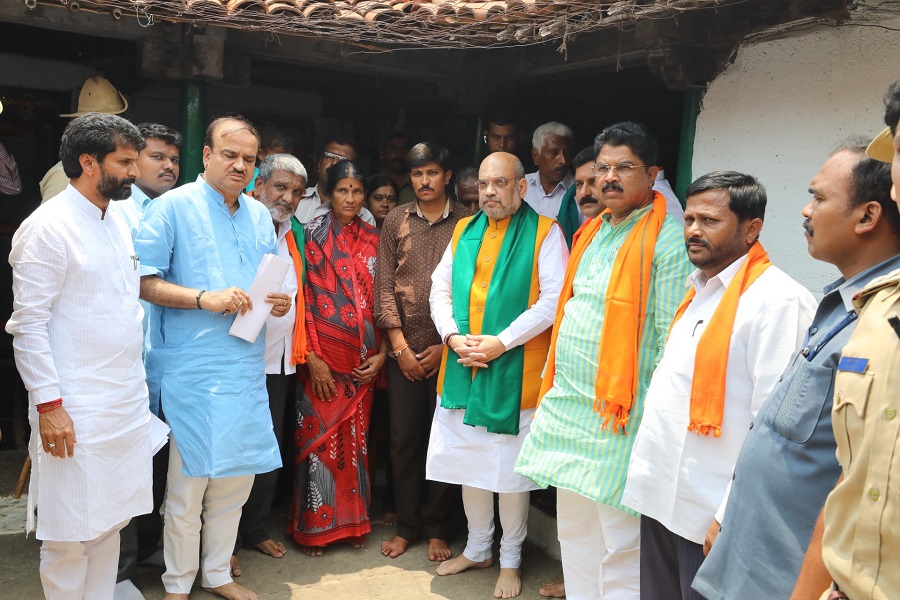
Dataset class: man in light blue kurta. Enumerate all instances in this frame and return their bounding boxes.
[515,122,692,600]
[108,122,182,588]
[137,174,279,476]
[134,116,288,600]
[113,121,182,417]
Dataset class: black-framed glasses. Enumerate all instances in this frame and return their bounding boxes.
[592,163,649,176]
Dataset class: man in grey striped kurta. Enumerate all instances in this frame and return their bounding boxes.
[516,122,691,600]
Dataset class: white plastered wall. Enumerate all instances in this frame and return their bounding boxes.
[692,3,900,295]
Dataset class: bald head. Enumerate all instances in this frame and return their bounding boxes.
[480,151,525,180]
[477,152,527,221]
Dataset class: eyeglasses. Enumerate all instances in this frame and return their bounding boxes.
[323,151,350,162]
[371,194,396,203]
[592,163,649,176]
[477,177,517,191]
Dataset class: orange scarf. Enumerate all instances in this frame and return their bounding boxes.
[670,241,771,437]
[538,192,668,434]
[286,225,308,365]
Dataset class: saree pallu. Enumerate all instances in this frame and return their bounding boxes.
[289,212,380,547]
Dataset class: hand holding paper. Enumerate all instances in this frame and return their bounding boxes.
[229,253,291,343]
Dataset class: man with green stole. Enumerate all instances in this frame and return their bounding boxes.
[426,152,568,599]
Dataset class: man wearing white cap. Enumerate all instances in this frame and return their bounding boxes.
[40,77,129,203]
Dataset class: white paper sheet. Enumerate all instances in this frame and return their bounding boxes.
[149,412,170,456]
[228,253,291,343]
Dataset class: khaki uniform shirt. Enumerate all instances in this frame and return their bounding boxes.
[39,161,68,204]
[823,268,900,600]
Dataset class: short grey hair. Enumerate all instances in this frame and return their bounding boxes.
[258,153,307,183]
[512,159,525,179]
[532,121,573,151]
[454,165,478,196]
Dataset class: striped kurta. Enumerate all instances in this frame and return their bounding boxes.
[515,205,692,514]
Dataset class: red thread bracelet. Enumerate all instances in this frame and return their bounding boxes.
[37,398,63,413]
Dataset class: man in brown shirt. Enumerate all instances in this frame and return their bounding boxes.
[376,141,472,562]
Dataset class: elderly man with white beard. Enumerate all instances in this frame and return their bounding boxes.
[229,154,309,577]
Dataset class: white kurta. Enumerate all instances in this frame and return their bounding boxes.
[7,185,152,541]
[622,256,818,544]
[263,220,300,376]
[425,219,568,493]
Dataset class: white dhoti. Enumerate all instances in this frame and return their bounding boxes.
[557,488,641,600]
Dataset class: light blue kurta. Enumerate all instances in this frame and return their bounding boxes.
[515,205,692,514]
[135,176,281,478]
[111,184,161,415]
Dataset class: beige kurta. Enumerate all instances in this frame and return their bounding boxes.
[7,185,152,541]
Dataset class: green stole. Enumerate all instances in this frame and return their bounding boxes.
[557,183,581,250]
[289,216,306,284]
[287,216,308,366]
[441,202,540,435]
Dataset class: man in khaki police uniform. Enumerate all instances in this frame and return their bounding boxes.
[818,78,900,600]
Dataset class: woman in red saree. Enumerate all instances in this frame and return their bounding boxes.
[289,160,387,555]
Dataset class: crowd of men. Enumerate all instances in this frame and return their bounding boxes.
[5,73,900,600]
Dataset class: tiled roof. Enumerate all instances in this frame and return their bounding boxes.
[49,0,740,48]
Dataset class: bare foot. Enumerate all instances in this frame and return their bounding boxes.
[436,553,493,576]
[201,581,258,600]
[351,537,366,549]
[539,580,566,598]
[253,539,286,558]
[381,535,410,558]
[494,567,522,598]
[427,538,452,562]
[162,595,189,600]
[304,545,326,556]
[230,555,241,577]
[379,512,398,526]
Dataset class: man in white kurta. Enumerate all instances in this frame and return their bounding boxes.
[7,113,152,600]
[231,154,307,573]
[621,171,817,598]
[426,152,568,599]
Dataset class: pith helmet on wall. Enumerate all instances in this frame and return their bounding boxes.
[60,77,128,117]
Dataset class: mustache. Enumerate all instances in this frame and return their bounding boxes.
[228,168,246,177]
[158,170,175,179]
[685,236,709,249]
[578,196,599,206]
[418,186,433,193]
[802,219,814,236]
[602,182,624,193]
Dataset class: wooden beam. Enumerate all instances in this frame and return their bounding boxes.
[227,30,475,84]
